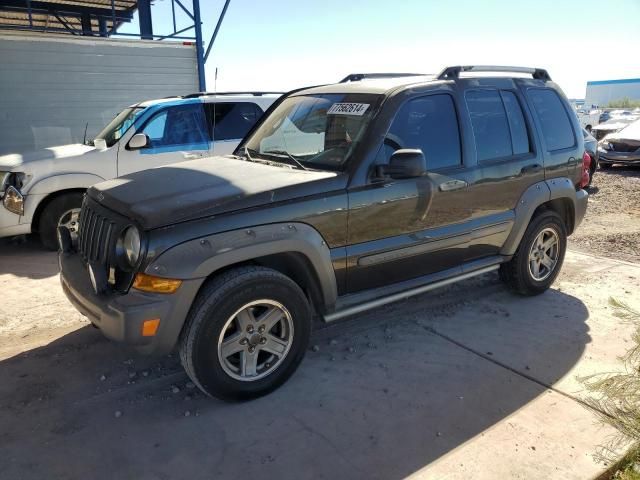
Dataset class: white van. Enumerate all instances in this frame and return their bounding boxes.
[0,92,280,249]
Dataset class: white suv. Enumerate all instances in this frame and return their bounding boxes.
[0,92,280,249]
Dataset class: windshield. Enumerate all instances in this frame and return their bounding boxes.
[243,93,381,170]
[94,107,145,147]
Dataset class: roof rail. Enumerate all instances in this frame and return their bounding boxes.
[182,91,284,98]
[340,73,428,83]
[436,65,552,82]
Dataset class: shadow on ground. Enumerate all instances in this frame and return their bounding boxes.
[0,235,58,279]
[0,274,590,480]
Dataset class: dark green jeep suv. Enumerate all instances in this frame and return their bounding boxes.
[59,66,588,401]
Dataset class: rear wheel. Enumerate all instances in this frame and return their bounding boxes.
[500,210,567,296]
[38,193,83,251]
[179,266,312,401]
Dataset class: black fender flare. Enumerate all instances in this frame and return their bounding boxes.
[145,222,338,308]
[500,177,581,256]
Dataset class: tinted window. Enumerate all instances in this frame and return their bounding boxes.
[142,103,209,148]
[466,90,512,161]
[212,102,263,141]
[528,89,575,151]
[383,94,461,170]
[501,91,530,155]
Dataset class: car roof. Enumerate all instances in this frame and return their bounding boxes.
[131,92,282,108]
[294,66,553,97]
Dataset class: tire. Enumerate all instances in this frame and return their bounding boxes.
[38,193,84,251]
[179,266,312,401]
[499,210,567,296]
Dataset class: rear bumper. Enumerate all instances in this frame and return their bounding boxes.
[59,252,201,354]
[574,189,588,231]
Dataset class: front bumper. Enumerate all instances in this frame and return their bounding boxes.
[0,201,30,238]
[598,150,640,165]
[59,252,202,354]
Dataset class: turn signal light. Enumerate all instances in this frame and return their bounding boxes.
[132,273,182,294]
[142,318,160,337]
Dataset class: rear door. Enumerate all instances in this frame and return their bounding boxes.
[209,102,264,155]
[462,87,545,260]
[346,93,472,292]
[117,102,211,176]
[526,88,580,178]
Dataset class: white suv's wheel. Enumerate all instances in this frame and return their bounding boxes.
[180,266,311,401]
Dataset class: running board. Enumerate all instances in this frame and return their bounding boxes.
[323,264,500,323]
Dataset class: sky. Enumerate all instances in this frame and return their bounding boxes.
[120,0,640,99]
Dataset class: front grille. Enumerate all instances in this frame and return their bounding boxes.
[611,141,640,153]
[77,198,116,263]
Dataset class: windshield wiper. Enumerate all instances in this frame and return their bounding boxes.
[263,150,309,171]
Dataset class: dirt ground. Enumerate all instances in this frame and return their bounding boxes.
[1,167,639,479]
[570,165,640,263]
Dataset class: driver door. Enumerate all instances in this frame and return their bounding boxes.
[117,103,212,176]
[346,93,472,292]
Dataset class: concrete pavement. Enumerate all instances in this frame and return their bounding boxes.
[0,242,638,479]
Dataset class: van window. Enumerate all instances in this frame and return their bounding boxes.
[142,103,210,149]
[382,94,462,170]
[466,90,512,162]
[211,102,263,141]
[528,89,575,151]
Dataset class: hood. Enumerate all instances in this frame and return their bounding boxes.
[0,144,95,170]
[88,156,338,229]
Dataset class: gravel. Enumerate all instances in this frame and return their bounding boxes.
[570,167,640,262]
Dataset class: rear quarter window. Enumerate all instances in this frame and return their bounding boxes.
[528,89,575,151]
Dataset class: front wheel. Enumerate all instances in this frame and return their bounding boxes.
[179,266,312,401]
[39,193,84,250]
[500,210,567,296]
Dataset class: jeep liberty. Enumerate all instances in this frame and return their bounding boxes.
[59,66,589,401]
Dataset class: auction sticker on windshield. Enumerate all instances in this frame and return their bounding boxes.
[327,103,370,116]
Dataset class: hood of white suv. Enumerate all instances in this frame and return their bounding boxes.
[0,143,96,170]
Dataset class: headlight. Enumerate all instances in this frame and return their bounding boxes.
[599,141,612,151]
[120,226,141,266]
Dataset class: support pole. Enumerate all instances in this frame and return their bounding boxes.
[192,0,206,91]
[80,13,92,36]
[138,0,153,40]
[204,0,230,63]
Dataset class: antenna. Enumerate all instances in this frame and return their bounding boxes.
[83,121,88,145]
[212,67,218,150]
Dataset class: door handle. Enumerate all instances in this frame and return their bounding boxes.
[520,164,543,175]
[439,179,468,192]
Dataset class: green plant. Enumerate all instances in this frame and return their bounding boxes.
[605,98,640,109]
[580,298,640,466]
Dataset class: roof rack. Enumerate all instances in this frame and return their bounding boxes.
[182,91,284,98]
[436,65,551,82]
[340,73,428,83]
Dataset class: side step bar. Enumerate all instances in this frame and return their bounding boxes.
[323,264,499,323]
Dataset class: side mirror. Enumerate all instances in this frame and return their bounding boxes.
[128,133,149,150]
[377,149,426,179]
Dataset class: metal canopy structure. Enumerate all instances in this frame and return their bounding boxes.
[0,0,233,91]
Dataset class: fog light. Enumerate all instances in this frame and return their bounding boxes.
[132,273,182,294]
[3,185,24,215]
[142,318,160,337]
